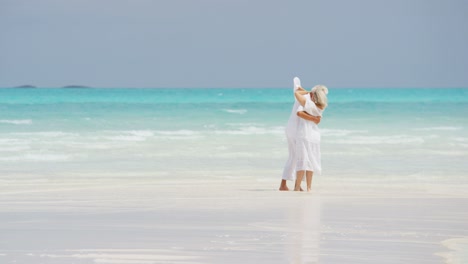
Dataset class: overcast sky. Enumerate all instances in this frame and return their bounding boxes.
[1,0,467,88]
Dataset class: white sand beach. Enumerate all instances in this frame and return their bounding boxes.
[1,175,467,264]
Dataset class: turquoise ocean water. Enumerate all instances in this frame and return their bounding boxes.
[1,88,467,186]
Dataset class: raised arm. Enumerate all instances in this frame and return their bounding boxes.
[297,111,321,124]
[294,89,309,106]
[296,86,306,92]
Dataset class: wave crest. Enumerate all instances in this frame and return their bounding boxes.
[223,109,247,114]
[0,119,32,125]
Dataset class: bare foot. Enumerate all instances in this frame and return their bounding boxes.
[300,187,304,192]
[279,185,289,191]
[307,188,311,192]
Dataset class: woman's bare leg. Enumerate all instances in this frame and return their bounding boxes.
[306,171,313,192]
[294,171,305,191]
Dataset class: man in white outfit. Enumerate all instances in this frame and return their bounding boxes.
[279,77,321,191]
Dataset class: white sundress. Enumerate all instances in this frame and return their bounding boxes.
[295,95,323,174]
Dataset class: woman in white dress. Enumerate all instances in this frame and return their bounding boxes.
[294,85,328,192]
[280,77,322,191]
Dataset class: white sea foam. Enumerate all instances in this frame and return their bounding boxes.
[223,109,247,114]
[107,136,147,142]
[203,124,217,129]
[0,138,24,144]
[0,153,71,162]
[81,143,114,149]
[226,122,262,127]
[0,119,32,125]
[426,150,468,156]
[105,130,154,142]
[0,138,31,152]
[154,130,199,136]
[218,152,259,158]
[16,131,77,137]
[329,135,425,145]
[214,126,284,135]
[153,130,203,140]
[36,249,200,264]
[221,123,285,135]
[105,130,203,141]
[128,130,154,137]
[0,146,30,151]
[413,126,462,131]
[322,129,369,137]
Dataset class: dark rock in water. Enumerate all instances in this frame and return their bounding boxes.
[14,85,37,88]
[62,85,91,88]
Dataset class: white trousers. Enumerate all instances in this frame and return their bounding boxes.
[281,136,296,181]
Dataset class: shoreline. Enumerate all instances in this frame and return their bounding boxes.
[1,177,467,263]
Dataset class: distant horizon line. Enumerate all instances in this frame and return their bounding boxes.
[0,86,468,90]
[1,86,467,89]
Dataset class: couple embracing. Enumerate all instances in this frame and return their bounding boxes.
[279,77,328,192]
